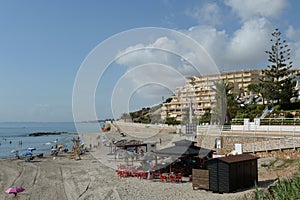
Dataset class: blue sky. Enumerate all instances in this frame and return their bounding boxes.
[0,0,300,122]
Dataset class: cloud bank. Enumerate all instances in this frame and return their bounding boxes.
[110,0,299,112]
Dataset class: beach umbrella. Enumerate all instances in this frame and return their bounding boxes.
[57,145,64,149]
[22,151,32,156]
[5,186,25,196]
[28,147,36,152]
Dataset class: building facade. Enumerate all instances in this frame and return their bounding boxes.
[161,69,262,121]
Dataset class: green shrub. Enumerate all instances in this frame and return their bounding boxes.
[284,112,294,118]
[280,102,300,110]
[255,164,300,199]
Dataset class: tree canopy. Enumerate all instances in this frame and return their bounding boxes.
[262,28,295,104]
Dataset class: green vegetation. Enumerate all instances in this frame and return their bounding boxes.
[254,168,300,199]
[253,160,300,200]
[234,104,265,121]
[229,29,299,123]
[211,80,239,124]
[165,117,180,125]
[262,29,295,105]
[198,108,211,124]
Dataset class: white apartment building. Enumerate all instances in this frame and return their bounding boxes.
[161,69,262,121]
[162,69,300,122]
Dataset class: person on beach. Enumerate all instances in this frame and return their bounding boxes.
[15,151,20,159]
[140,149,144,157]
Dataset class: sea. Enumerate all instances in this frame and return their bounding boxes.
[0,122,103,158]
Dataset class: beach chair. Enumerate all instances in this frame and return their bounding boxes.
[153,171,159,179]
[168,172,175,183]
[175,173,182,183]
[116,170,126,178]
[125,170,132,177]
[134,171,142,179]
[141,171,148,179]
[160,173,167,182]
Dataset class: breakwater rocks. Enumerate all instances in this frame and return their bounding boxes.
[28,132,67,136]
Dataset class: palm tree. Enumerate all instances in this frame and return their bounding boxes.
[212,80,238,124]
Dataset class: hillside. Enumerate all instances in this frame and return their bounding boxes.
[128,104,162,124]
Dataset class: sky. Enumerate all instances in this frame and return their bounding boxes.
[0,0,300,122]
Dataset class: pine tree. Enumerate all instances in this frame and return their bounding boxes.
[262,28,294,104]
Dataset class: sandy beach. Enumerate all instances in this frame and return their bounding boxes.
[0,152,249,200]
[0,129,255,200]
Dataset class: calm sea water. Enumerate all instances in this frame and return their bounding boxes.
[0,122,103,158]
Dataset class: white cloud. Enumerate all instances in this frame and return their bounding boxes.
[113,19,275,107]
[111,63,187,117]
[225,0,287,22]
[185,2,222,26]
[113,32,221,112]
[110,0,296,112]
[225,18,273,67]
[286,25,300,41]
[285,26,300,68]
[115,34,219,79]
[180,18,274,70]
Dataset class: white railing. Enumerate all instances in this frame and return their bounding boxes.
[197,122,300,138]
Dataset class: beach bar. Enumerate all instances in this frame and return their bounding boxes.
[154,139,214,176]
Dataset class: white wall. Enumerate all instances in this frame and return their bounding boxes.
[231,124,300,132]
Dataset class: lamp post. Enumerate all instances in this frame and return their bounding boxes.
[189,95,193,124]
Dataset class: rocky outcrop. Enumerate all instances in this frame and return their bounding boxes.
[28,132,66,136]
